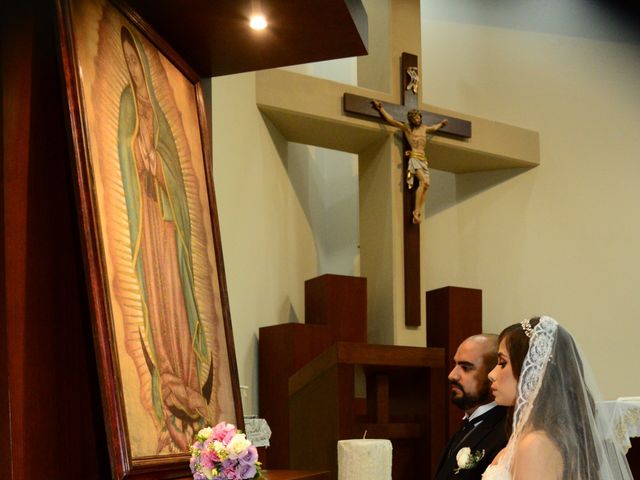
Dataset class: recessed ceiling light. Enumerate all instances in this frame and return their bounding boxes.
[249,14,267,30]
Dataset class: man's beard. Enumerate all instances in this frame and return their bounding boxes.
[450,378,492,410]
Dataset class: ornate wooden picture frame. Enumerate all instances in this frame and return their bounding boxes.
[55,0,242,477]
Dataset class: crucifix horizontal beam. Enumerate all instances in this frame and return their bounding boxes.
[343,94,472,139]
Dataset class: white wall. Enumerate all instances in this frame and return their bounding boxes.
[421,0,640,398]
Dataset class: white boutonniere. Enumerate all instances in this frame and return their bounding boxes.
[454,447,485,474]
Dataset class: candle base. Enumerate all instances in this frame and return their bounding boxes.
[337,439,392,480]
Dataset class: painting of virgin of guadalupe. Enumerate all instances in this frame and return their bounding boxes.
[118,26,216,453]
[57,0,240,472]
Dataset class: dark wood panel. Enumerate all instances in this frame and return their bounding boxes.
[1,0,109,478]
[335,342,444,367]
[360,423,422,439]
[627,437,640,478]
[305,274,367,343]
[122,0,368,77]
[289,342,445,397]
[259,323,332,469]
[402,191,421,327]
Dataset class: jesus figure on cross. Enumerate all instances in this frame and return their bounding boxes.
[372,100,448,224]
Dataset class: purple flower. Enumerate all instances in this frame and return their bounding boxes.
[239,446,258,465]
[225,466,240,479]
[236,462,257,480]
[221,458,236,469]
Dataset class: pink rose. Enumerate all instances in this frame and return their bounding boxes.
[222,465,242,479]
[200,449,219,469]
[212,422,237,443]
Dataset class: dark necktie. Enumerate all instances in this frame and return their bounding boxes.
[447,417,480,458]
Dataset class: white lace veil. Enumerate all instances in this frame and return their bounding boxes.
[499,316,633,479]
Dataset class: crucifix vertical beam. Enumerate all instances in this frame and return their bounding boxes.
[400,53,421,327]
[344,53,471,327]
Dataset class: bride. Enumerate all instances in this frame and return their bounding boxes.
[482,316,632,479]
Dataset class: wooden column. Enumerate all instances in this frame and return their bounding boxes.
[426,286,482,438]
[305,274,367,342]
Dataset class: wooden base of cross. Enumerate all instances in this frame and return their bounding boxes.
[343,53,471,327]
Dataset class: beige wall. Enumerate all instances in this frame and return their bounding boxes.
[421,5,640,398]
[210,73,318,414]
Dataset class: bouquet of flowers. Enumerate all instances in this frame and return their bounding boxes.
[190,422,262,480]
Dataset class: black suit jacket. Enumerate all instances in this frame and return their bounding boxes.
[433,406,508,480]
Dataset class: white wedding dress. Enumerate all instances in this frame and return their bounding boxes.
[481,463,511,480]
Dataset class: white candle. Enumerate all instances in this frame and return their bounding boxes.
[337,439,392,480]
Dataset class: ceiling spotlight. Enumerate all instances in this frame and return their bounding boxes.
[249,14,267,30]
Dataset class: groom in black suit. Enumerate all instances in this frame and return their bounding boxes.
[433,334,508,480]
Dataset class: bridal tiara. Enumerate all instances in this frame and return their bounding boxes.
[521,319,534,338]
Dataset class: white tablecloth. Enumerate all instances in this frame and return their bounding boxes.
[244,417,272,448]
[599,397,640,453]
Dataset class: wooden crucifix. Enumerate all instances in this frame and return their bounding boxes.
[343,53,471,327]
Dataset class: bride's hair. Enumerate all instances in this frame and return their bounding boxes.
[499,318,599,478]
